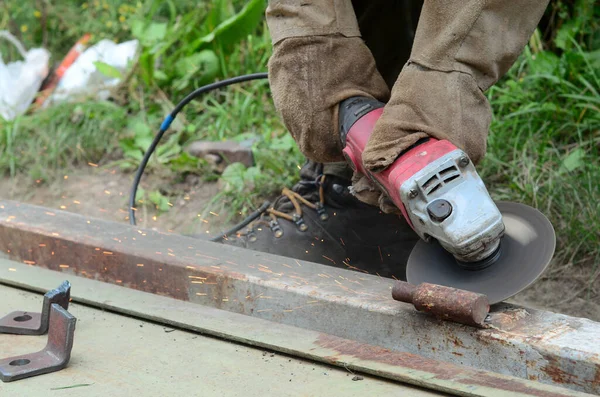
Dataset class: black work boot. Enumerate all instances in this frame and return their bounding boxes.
[218,160,419,280]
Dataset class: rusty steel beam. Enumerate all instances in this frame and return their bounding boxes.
[0,262,592,397]
[0,200,599,394]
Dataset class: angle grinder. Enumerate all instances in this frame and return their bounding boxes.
[339,97,556,304]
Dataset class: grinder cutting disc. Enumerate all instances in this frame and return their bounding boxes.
[406,201,556,304]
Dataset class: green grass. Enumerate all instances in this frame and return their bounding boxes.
[1,1,301,219]
[1,0,599,291]
[0,101,128,180]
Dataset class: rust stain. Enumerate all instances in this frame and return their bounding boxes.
[316,333,460,381]
[316,333,576,397]
[451,336,465,348]
[541,356,581,386]
[594,364,600,386]
[465,372,572,397]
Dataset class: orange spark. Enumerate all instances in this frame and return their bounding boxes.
[23,260,36,265]
[195,253,218,260]
[137,264,144,267]
[45,212,56,216]
[88,162,98,167]
[59,264,69,268]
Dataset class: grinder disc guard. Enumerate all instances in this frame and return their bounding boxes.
[406,202,556,304]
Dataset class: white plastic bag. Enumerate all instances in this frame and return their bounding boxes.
[0,31,50,121]
[47,39,138,105]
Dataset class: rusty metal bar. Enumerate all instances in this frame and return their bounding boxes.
[0,281,70,335]
[0,262,592,397]
[392,281,490,327]
[0,303,76,382]
[0,200,598,394]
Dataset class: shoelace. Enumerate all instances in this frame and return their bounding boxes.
[248,175,328,239]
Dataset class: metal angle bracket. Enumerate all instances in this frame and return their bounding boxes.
[0,303,77,382]
[0,280,71,335]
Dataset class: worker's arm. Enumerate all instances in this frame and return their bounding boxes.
[266,0,549,209]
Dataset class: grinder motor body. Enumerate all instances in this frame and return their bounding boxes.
[339,97,505,266]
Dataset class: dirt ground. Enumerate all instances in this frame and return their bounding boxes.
[0,166,230,237]
[0,166,598,321]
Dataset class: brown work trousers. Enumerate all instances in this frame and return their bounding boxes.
[266,0,549,208]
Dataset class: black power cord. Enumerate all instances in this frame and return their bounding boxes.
[208,200,271,242]
[128,72,269,233]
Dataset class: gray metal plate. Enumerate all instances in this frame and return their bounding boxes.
[407,202,556,304]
